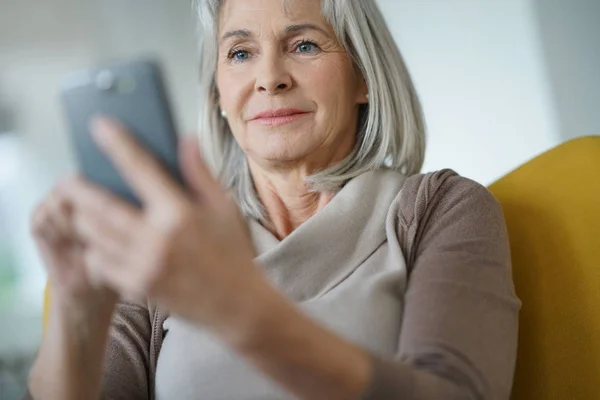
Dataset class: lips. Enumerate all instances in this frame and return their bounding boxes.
[249,108,310,127]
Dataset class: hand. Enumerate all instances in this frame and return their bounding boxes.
[65,117,265,336]
[30,178,118,314]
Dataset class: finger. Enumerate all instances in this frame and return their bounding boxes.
[84,248,124,291]
[91,116,185,204]
[61,176,141,230]
[61,176,143,254]
[179,135,223,205]
[35,237,64,279]
[31,197,63,245]
[73,207,136,261]
[84,246,148,298]
[46,186,75,240]
[30,200,50,239]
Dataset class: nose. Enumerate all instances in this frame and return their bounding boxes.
[254,51,292,95]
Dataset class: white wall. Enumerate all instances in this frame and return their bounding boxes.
[0,0,199,354]
[534,0,600,140]
[377,0,561,184]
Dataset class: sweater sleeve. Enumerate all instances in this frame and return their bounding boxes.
[22,298,153,400]
[100,299,153,400]
[361,170,521,400]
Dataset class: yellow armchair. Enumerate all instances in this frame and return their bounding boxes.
[489,136,600,400]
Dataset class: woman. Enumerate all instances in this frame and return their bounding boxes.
[26,0,520,399]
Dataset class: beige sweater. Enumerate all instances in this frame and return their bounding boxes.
[26,169,521,399]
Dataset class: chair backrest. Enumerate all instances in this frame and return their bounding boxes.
[489,136,600,400]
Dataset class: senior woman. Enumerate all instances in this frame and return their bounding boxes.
[26,0,520,399]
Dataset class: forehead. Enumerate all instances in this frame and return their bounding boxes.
[218,0,325,33]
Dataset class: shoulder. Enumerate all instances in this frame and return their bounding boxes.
[403,169,498,206]
[392,169,509,270]
[398,169,503,227]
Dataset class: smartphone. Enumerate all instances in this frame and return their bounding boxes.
[61,59,182,206]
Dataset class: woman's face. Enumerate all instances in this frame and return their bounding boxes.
[216,0,368,171]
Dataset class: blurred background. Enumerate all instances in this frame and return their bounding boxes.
[0,0,598,397]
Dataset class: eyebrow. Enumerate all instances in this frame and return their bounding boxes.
[219,23,328,44]
[284,23,328,36]
[220,29,251,44]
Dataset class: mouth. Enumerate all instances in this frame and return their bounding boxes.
[249,108,311,127]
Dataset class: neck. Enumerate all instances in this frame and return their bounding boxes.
[247,126,357,239]
[250,167,336,240]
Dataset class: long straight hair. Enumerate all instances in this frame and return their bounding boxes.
[195,0,426,220]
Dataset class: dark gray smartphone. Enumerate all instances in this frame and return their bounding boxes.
[61,59,183,206]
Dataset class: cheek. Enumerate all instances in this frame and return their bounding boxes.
[216,68,251,112]
[216,74,238,109]
[306,60,343,88]
[301,58,357,106]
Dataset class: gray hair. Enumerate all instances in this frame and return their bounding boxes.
[195,0,426,220]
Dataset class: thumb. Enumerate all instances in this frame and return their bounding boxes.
[178,135,222,204]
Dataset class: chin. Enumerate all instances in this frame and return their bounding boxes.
[257,147,310,164]
[248,129,314,161]
[251,141,314,165]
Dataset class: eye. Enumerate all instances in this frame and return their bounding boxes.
[295,41,320,54]
[229,49,250,62]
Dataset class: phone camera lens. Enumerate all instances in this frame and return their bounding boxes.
[96,70,115,91]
